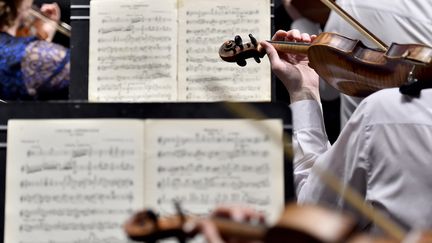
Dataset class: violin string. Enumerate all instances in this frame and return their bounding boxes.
[267,41,309,55]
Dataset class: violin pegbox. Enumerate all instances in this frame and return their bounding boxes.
[125,209,188,243]
[219,34,265,66]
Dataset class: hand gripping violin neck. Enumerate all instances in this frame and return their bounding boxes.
[219,33,432,97]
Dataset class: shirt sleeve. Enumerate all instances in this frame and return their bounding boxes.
[290,99,370,214]
[290,100,330,193]
[21,40,70,99]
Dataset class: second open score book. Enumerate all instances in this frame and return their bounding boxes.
[5,119,284,242]
[88,0,271,102]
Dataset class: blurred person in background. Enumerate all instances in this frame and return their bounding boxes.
[0,0,70,100]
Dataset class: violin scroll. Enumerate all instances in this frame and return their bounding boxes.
[219,34,265,66]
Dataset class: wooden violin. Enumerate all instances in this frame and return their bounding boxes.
[219,33,432,97]
[123,203,432,243]
[16,5,71,40]
[124,203,362,243]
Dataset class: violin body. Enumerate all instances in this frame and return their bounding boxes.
[307,33,432,97]
[16,16,49,40]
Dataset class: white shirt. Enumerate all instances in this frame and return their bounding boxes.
[291,88,432,235]
[323,0,432,126]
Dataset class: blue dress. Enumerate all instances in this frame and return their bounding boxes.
[0,32,70,100]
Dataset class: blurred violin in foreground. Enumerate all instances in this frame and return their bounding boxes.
[219,33,432,97]
[125,204,358,243]
[124,203,432,243]
[16,5,71,40]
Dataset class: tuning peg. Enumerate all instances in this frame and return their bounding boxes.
[234,35,244,50]
[253,55,261,63]
[249,34,258,47]
[236,59,247,67]
[173,201,187,243]
[144,209,159,223]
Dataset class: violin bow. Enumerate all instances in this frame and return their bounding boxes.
[320,0,388,51]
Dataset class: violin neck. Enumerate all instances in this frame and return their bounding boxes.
[212,217,267,241]
[267,41,310,55]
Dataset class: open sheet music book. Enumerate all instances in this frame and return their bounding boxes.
[5,119,284,243]
[88,0,271,102]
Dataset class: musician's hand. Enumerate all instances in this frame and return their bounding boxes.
[40,3,61,22]
[260,29,320,103]
[199,205,265,243]
[40,3,61,42]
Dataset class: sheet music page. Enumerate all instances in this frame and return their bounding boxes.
[143,119,284,223]
[177,0,271,101]
[5,119,146,243]
[88,0,177,102]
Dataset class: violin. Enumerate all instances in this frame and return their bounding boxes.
[124,203,361,243]
[219,33,432,97]
[16,5,71,40]
[124,203,432,243]
[290,0,330,27]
